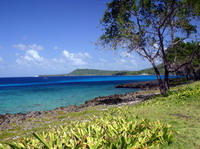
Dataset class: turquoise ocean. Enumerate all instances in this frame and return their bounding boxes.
[0,75,158,114]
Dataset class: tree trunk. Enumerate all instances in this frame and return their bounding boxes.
[196,68,200,80]
[192,68,198,80]
[164,66,170,90]
[152,64,167,94]
[184,73,189,80]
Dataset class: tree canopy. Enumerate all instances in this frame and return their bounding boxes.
[168,40,200,80]
[99,0,200,94]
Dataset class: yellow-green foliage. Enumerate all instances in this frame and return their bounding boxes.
[0,109,173,149]
[158,83,200,103]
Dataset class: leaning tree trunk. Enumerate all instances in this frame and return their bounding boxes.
[192,67,198,81]
[152,64,167,94]
[196,67,200,80]
[164,66,170,90]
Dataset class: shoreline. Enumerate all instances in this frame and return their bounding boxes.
[0,78,191,132]
[0,92,156,131]
[0,79,198,147]
[0,80,159,131]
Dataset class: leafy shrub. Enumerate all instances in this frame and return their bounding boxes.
[0,108,173,149]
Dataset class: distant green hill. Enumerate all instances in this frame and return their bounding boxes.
[39,65,164,77]
[67,69,123,76]
[68,65,163,76]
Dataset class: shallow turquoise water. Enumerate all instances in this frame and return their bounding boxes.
[0,76,157,114]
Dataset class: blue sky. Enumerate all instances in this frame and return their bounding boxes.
[0,0,151,77]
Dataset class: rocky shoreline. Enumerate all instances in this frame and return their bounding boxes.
[115,80,159,89]
[0,80,158,131]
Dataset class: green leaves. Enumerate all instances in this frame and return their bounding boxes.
[2,108,173,149]
[32,133,51,149]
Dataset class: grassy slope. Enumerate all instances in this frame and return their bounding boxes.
[0,81,200,148]
[128,81,200,148]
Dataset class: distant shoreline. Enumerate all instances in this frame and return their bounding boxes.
[38,74,154,77]
[38,66,164,77]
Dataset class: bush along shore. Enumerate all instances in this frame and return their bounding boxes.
[0,80,200,148]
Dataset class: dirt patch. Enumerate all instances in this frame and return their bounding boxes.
[172,113,191,120]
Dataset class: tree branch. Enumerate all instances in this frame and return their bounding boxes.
[166,37,188,54]
[169,44,200,72]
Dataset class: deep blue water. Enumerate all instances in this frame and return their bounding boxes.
[0,75,158,114]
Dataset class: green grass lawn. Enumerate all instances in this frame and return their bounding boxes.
[125,81,200,148]
[0,81,200,148]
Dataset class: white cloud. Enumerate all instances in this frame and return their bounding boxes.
[25,50,44,62]
[120,59,126,63]
[99,58,107,63]
[0,57,3,62]
[11,43,152,76]
[153,43,159,49]
[130,59,137,65]
[13,43,27,50]
[28,44,43,51]
[15,53,20,56]
[76,52,91,59]
[16,50,45,66]
[119,51,137,66]
[0,57,5,70]
[52,58,65,63]
[121,52,131,57]
[14,43,46,68]
[54,46,59,50]
[15,45,92,75]
[62,50,91,65]
[13,43,43,51]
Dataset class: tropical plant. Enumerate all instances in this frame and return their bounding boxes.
[0,108,173,149]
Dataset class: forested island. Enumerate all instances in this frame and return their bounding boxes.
[39,65,164,77]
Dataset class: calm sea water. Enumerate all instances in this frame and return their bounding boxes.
[0,75,157,114]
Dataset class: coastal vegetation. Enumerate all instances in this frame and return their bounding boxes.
[0,81,200,148]
[68,65,164,76]
[167,40,200,80]
[1,111,173,148]
[38,64,164,77]
[98,0,200,94]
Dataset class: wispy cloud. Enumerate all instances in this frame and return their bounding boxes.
[119,51,138,66]
[121,51,131,57]
[15,45,92,73]
[0,57,4,63]
[13,43,27,50]
[54,46,59,50]
[13,43,43,51]
[8,43,151,76]
[63,50,91,65]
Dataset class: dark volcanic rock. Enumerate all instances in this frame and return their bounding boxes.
[84,94,123,106]
[54,105,80,112]
[115,80,158,89]
[26,111,43,118]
